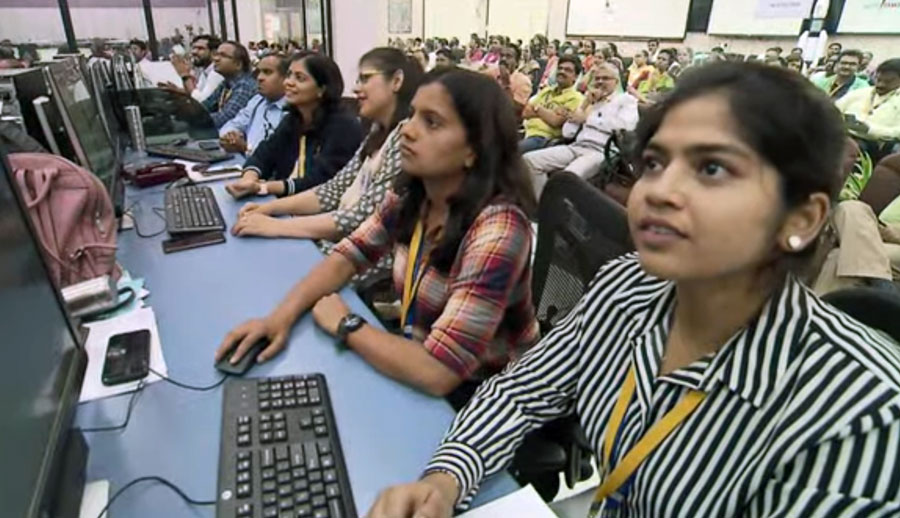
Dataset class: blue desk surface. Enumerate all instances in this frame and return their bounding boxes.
[73,182,518,517]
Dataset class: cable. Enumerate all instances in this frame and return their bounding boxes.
[95,475,216,518]
[149,367,229,391]
[125,200,167,238]
[79,380,146,433]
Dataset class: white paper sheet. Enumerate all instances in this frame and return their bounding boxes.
[139,61,183,87]
[79,307,167,403]
[458,485,556,518]
[79,480,110,518]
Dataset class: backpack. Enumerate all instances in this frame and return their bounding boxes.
[8,153,120,288]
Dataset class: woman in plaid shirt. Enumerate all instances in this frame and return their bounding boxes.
[217,68,540,397]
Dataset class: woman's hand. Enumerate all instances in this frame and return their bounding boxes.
[367,473,459,518]
[232,213,283,237]
[238,201,270,219]
[311,294,351,336]
[225,177,260,199]
[215,316,292,364]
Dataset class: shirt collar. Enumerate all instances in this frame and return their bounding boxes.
[614,270,812,408]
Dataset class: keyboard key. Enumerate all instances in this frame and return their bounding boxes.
[328,499,344,518]
[280,511,296,518]
[276,445,289,461]
[237,471,251,484]
[312,408,324,417]
[296,504,312,517]
[325,484,341,498]
[317,441,331,455]
[300,416,313,428]
[309,470,322,483]
[313,508,329,518]
[272,399,284,409]
[285,398,298,408]
[320,455,334,469]
[237,424,251,435]
[260,401,271,410]
[294,490,310,504]
[274,412,285,420]
[237,451,251,461]
[263,494,277,506]
[236,502,253,517]
[323,470,337,483]
[314,426,328,437]
[275,430,288,442]
[261,448,274,468]
[290,443,305,467]
[263,507,278,518]
[303,442,320,470]
[280,498,294,510]
[278,484,293,497]
[284,389,295,398]
[310,482,324,495]
[292,467,307,480]
[236,483,251,498]
[260,413,272,422]
[277,472,292,484]
[277,460,291,472]
[237,459,251,472]
[313,416,326,426]
[271,391,283,399]
[294,479,309,491]
[312,495,326,508]
[237,433,251,447]
[274,420,287,430]
[262,481,277,494]
[298,397,310,406]
[261,422,273,432]
[262,468,276,481]
[237,416,251,425]
[260,432,273,444]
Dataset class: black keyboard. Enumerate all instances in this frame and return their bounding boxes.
[216,375,357,518]
[164,185,226,234]
[147,144,234,163]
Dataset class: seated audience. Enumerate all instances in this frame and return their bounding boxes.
[202,41,258,128]
[225,52,362,198]
[217,68,539,401]
[813,49,869,100]
[538,42,559,88]
[861,51,876,81]
[166,35,224,103]
[229,47,420,269]
[523,63,638,196]
[630,48,676,105]
[219,53,289,155]
[627,50,656,90]
[367,62,900,518]
[837,58,900,146]
[519,55,584,154]
[485,46,532,115]
[129,38,150,64]
[786,54,804,73]
[434,48,454,69]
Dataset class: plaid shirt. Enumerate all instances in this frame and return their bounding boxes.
[202,72,258,128]
[333,191,540,379]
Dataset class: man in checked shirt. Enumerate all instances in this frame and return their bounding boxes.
[202,41,258,129]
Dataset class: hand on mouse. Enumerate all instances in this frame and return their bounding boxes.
[367,473,458,518]
[216,316,291,365]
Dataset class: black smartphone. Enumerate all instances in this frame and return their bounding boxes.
[102,329,151,386]
[162,231,226,254]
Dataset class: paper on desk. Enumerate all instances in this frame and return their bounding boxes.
[458,485,556,518]
[79,307,167,403]
[175,159,244,183]
[139,61,182,87]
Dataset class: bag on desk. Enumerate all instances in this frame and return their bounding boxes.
[8,153,120,288]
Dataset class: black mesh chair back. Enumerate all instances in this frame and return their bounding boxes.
[822,287,900,344]
[532,172,634,334]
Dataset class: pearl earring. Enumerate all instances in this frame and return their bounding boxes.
[788,235,803,251]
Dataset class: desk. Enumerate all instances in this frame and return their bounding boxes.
[73,181,519,517]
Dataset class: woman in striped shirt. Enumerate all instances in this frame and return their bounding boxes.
[368,63,900,517]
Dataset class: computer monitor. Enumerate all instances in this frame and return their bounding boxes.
[43,59,121,206]
[0,146,87,518]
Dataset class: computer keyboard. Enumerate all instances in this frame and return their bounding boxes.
[216,375,357,518]
[164,185,226,234]
[147,144,234,163]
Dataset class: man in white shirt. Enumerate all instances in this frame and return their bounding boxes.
[523,63,639,197]
[165,35,224,103]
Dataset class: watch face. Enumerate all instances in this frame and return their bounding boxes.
[345,314,363,329]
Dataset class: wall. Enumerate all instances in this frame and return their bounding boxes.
[333,0,378,94]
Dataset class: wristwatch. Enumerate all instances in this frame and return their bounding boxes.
[337,313,365,342]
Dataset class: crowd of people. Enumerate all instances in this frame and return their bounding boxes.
[2,25,899,517]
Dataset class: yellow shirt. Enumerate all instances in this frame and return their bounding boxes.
[836,86,900,141]
[523,86,584,140]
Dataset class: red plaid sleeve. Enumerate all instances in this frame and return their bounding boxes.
[332,191,399,273]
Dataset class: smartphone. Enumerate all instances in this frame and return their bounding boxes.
[162,231,226,254]
[102,330,151,386]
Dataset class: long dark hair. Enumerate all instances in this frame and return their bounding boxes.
[288,51,345,131]
[394,68,537,272]
[358,47,423,156]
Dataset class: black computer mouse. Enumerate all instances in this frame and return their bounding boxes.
[215,338,269,376]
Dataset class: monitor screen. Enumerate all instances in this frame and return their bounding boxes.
[46,59,119,196]
[0,149,84,517]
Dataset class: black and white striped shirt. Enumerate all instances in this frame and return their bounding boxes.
[425,254,900,516]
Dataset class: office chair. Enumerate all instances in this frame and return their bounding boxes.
[822,287,900,344]
[859,153,900,216]
[509,172,634,501]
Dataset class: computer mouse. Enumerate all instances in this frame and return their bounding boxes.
[168,177,192,189]
[215,338,268,376]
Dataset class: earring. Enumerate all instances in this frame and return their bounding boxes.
[788,235,803,251]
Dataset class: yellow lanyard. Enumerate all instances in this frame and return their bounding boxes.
[400,220,427,336]
[218,87,232,110]
[292,135,307,179]
[588,367,706,517]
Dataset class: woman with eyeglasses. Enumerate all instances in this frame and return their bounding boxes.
[366,63,900,518]
[229,48,423,263]
[225,51,362,200]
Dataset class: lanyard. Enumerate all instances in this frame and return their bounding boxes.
[292,135,307,179]
[401,220,427,338]
[218,86,232,110]
[588,367,706,518]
